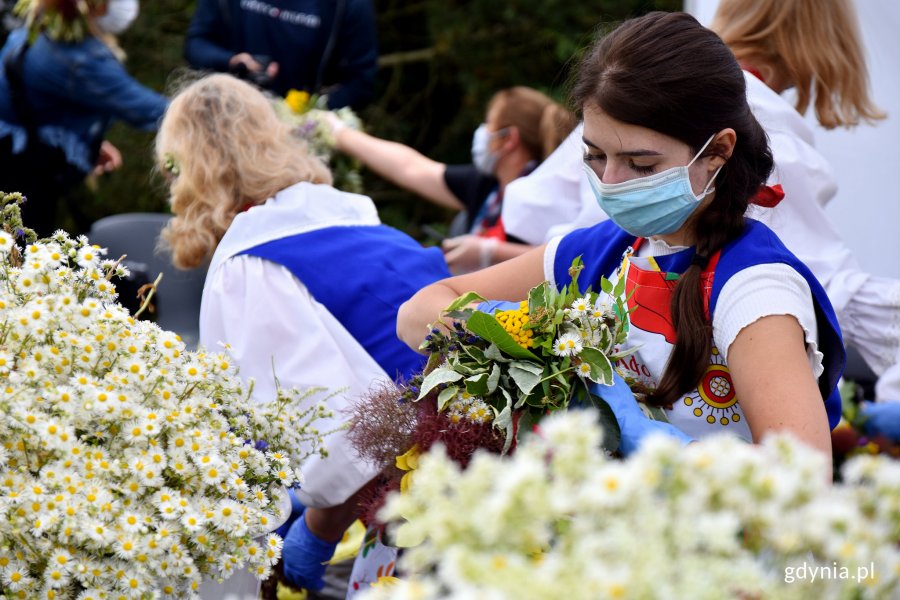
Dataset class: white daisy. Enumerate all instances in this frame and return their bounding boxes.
[551,332,583,357]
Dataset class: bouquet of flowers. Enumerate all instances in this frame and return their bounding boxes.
[273,90,364,194]
[0,193,330,599]
[363,410,900,599]
[349,258,630,522]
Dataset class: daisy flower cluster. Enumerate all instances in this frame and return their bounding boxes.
[0,194,328,599]
[364,410,900,600]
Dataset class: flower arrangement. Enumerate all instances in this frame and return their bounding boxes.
[349,259,629,522]
[0,193,330,599]
[274,90,364,194]
[362,410,900,599]
[16,0,107,42]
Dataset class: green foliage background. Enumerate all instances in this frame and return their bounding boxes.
[45,0,682,235]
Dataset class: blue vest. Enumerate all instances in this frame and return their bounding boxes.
[554,219,845,429]
[242,225,450,381]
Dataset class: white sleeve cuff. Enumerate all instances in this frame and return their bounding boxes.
[543,234,565,288]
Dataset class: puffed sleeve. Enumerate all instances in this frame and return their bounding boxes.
[200,254,381,507]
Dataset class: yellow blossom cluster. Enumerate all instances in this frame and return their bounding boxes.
[496,301,534,348]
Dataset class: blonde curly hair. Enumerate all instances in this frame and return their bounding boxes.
[157,74,332,269]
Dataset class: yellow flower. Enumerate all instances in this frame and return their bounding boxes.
[396,445,420,494]
[371,576,402,588]
[496,301,534,348]
[285,89,311,114]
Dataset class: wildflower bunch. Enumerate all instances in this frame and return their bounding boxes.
[363,411,900,600]
[273,90,364,193]
[14,0,107,43]
[0,193,328,599]
[415,257,630,452]
[348,259,629,526]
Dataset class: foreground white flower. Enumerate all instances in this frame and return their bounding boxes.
[363,411,900,600]
[0,194,329,600]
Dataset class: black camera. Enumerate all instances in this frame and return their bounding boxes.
[230,54,274,89]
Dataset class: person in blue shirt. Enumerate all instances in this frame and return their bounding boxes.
[0,0,166,235]
[184,0,379,110]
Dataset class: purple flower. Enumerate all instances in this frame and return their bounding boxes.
[254,439,269,451]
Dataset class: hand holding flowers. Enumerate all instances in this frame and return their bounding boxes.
[274,90,363,193]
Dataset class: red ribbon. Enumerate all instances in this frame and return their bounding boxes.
[751,184,785,208]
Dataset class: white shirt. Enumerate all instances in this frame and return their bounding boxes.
[201,182,386,508]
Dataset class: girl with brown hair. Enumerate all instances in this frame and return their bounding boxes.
[398,12,845,472]
[329,86,576,273]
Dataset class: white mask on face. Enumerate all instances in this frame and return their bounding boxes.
[471,124,509,175]
[96,0,140,35]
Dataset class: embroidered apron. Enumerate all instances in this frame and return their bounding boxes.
[608,238,752,442]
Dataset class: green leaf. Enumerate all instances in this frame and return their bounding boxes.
[528,281,551,313]
[508,360,544,395]
[437,385,458,411]
[494,404,515,454]
[445,291,487,313]
[585,391,622,454]
[612,272,627,298]
[466,311,540,361]
[600,277,613,294]
[578,347,614,385]
[465,373,489,396]
[423,352,443,374]
[484,343,510,363]
[598,326,613,354]
[417,366,463,400]
[567,256,585,298]
[486,363,501,394]
[462,344,487,365]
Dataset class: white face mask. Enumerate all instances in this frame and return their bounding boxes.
[471,124,508,175]
[96,0,140,35]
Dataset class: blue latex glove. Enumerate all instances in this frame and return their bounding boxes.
[860,402,900,441]
[282,513,338,591]
[591,373,694,456]
[476,300,521,314]
[274,487,306,539]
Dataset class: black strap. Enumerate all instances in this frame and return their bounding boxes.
[313,0,345,96]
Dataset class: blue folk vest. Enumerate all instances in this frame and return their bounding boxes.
[553,218,845,429]
[242,225,450,381]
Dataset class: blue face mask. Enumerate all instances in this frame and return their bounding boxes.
[583,134,722,238]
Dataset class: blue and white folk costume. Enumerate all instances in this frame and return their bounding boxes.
[201,182,448,596]
[201,181,449,505]
[547,219,845,440]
